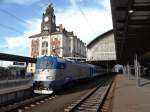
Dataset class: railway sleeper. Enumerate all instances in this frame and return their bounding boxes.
[78,105,99,109]
[82,102,99,106]
[91,90,105,96]
[88,94,103,98]
[84,100,100,103]
[81,103,99,106]
[70,103,78,106]
[86,97,102,101]
[75,107,97,112]
[65,78,113,112]
[74,110,93,112]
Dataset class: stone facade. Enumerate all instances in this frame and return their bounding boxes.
[27,4,86,73]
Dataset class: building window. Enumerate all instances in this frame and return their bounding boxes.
[32,48,34,52]
[42,41,48,48]
[42,49,48,55]
[42,50,44,55]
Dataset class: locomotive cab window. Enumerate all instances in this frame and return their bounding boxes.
[36,56,54,69]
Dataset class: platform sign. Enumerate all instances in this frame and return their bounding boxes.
[13,61,25,66]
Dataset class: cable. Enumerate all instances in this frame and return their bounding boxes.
[0,8,29,35]
[0,23,23,34]
[0,23,36,39]
[0,8,27,24]
[74,1,96,36]
[0,8,27,34]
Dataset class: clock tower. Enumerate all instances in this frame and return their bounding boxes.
[41,3,56,33]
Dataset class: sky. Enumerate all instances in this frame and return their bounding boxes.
[0,0,112,57]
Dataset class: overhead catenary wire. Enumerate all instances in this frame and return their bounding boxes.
[74,1,96,36]
[0,1,95,37]
[0,1,48,34]
[0,8,27,24]
[0,8,28,34]
[0,23,23,34]
[0,7,39,35]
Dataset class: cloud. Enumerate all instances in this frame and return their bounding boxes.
[6,36,27,49]
[1,0,41,5]
[3,19,41,56]
[69,0,77,7]
[1,0,112,56]
[24,18,41,36]
[56,0,112,44]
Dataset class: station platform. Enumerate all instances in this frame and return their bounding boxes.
[112,74,150,112]
[0,83,33,107]
[0,78,31,89]
[0,84,32,95]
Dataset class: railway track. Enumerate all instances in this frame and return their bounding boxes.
[0,76,114,112]
[0,93,57,112]
[64,77,114,112]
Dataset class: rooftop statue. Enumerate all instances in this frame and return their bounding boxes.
[46,3,54,14]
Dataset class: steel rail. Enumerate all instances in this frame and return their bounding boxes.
[64,76,114,112]
[0,94,55,112]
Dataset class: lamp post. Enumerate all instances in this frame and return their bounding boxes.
[134,54,140,86]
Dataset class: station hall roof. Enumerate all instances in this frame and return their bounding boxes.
[87,29,113,48]
[111,0,150,64]
[86,30,115,68]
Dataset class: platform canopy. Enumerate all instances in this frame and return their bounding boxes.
[0,53,36,63]
[111,0,150,64]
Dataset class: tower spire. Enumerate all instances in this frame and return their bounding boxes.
[45,3,54,15]
[41,3,56,33]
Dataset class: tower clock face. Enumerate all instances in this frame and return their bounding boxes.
[44,16,49,22]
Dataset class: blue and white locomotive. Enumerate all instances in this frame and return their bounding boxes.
[33,56,106,94]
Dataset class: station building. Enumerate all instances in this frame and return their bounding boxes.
[86,30,116,66]
[27,4,86,73]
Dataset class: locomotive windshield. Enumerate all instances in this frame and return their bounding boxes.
[36,56,55,69]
